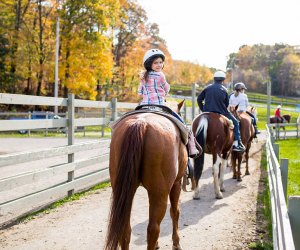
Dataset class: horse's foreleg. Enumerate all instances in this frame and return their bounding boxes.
[219,158,227,192]
[212,155,223,199]
[169,181,183,250]
[193,156,204,200]
[237,154,243,181]
[245,149,250,175]
[231,154,237,179]
[147,191,168,250]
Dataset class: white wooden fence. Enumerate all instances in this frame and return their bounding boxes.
[266,126,300,249]
[0,93,135,227]
[268,122,300,140]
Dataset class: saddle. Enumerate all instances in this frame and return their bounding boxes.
[110,104,189,145]
[202,112,234,129]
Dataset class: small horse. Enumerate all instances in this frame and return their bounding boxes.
[270,114,291,139]
[229,105,255,181]
[105,101,188,250]
[191,112,234,199]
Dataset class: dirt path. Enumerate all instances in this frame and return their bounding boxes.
[0,135,266,250]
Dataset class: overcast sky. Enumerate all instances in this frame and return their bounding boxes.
[138,0,300,70]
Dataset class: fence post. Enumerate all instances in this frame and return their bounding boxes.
[28,111,31,137]
[101,96,106,137]
[83,111,86,137]
[273,143,279,160]
[183,101,187,123]
[111,98,117,121]
[192,83,196,120]
[267,81,271,124]
[280,158,289,201]
[67,93,75,196]
[288,196,300,249]
[45,111,49,136]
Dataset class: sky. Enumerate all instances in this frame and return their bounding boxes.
[138,0,300,71]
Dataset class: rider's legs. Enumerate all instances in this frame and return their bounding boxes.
[246,111,260,136]
[224,112,245,152]
[171,111,199,158]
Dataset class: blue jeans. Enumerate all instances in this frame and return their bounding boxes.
[246,111,257,126]
[224,112,240,141]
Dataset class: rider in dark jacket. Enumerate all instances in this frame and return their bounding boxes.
[197,71,245,152]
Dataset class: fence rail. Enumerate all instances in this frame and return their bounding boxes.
[0,93,136,227]
[266,126,300,249]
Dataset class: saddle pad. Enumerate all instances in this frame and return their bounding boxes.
[110,109,189,145]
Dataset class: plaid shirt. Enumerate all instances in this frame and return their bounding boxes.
[138,71,170,105]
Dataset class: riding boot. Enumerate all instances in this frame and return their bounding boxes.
[188,133,200,158]
[254,125,260,137]
[238,140,246,150]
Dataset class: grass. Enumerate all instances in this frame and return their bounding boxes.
[276,138,300,197]
[249,148,273,249]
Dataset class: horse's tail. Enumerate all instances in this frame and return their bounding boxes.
[194,116,208,186]
[105,120,146,250]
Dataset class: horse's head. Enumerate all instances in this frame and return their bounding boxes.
[247,106,257,117]
[166,99,185,115]
[283,114,291,123]
[228,105,240,120]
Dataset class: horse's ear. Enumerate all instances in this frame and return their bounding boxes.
[235,104,239,111]
[178,99,185,111]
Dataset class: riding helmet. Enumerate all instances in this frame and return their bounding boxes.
[234,82,247,90]
[213,71,226,80]
[143,49,165,68]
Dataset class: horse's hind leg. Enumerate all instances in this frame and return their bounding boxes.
[147,191,168,250]
[219,158,227,192]
[169,181,183,250]
[212,155,223,199]
[245,148,250,175]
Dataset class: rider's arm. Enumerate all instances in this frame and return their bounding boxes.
[197,90,205,111]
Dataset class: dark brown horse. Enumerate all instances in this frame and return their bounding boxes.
[229,105,255,181]
[191,112,234,199]
[270,114,291,139]
[105,101,188,250]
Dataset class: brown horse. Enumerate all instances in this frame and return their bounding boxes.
[270,114,291,139]
[191,112,234,199]
[229,105,255,181]
[105,101,188,250]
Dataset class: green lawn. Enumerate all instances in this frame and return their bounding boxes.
[276,139,300,197]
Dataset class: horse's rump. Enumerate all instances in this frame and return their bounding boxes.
[106,113,188,249]
[191,112,234,199]
[192,113,233,154]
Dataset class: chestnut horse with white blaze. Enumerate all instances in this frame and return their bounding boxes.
[105,101,188,250]
[191,112,234,199]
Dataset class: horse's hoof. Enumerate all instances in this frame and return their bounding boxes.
[237,178,242,182]
[172,245,183,250]
[155,242,160,249]
[193,196,200,200]
[232,175,237,179]
[245,171,250,175]
[216,193,223,199]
